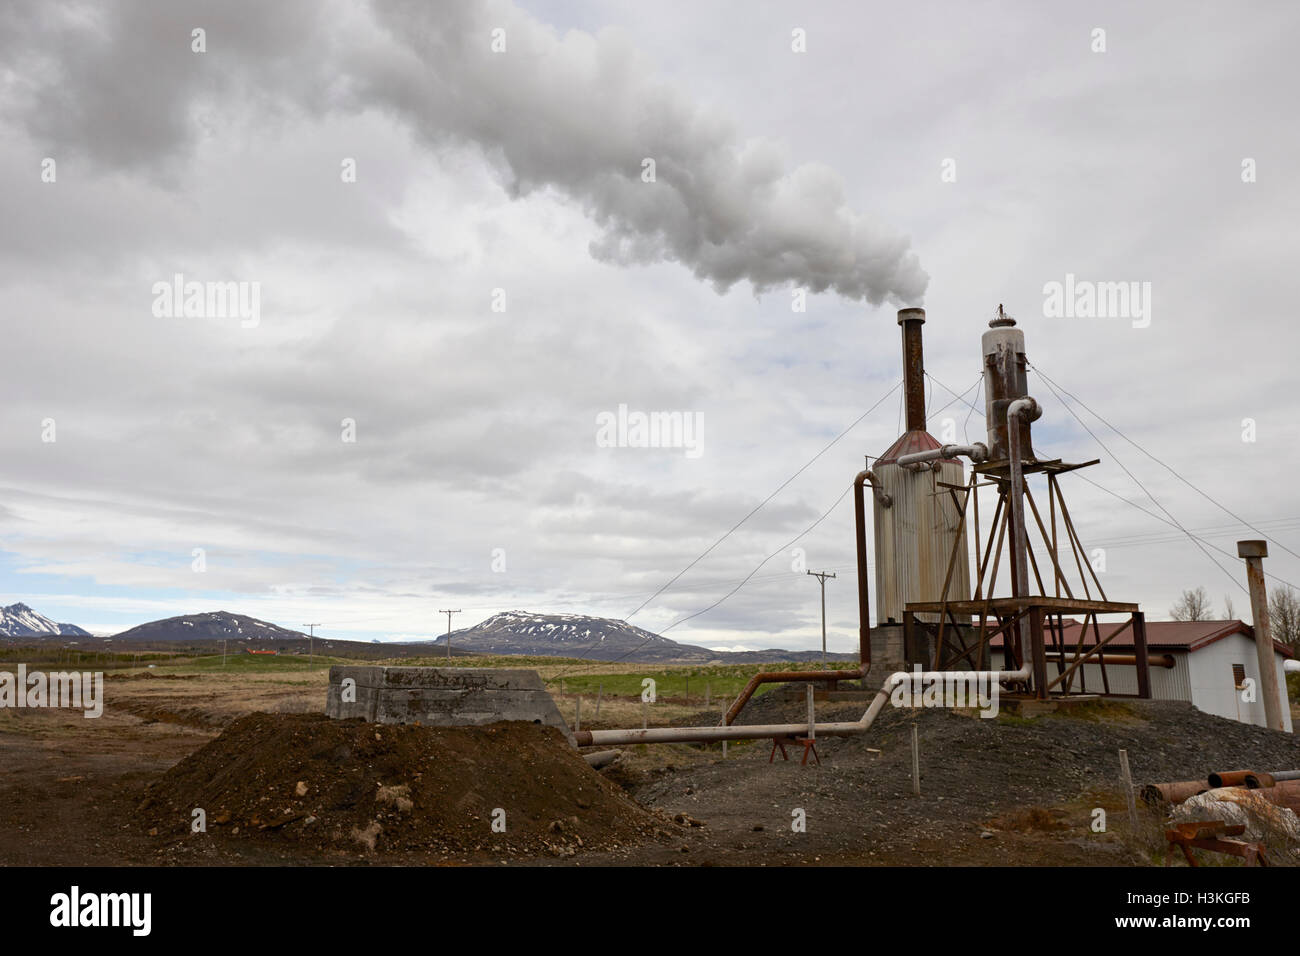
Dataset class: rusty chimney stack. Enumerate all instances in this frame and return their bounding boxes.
[898,307,926,433]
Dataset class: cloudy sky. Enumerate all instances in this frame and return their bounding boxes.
[1,0,1298,649]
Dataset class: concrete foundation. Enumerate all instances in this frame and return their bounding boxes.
[325,666,575,747]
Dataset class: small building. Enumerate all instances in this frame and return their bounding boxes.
[990,619,1293,732]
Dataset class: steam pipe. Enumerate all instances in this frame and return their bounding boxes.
[1007,396,1044,696]
[853,470,879,668]
[719,469,885,725]
[723,669,855,725]
[895,443,989,470]
[573,661,1033,747]
[1081,653,1175,668]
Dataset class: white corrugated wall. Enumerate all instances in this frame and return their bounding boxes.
[873,459,971,624]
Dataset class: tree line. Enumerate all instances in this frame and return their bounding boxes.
[1170,584,1300,650]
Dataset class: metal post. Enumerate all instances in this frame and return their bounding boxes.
[807,570,837,668]
[575,696,581,733]
[438,609,461,661]
[1119,748,1138,834]
[911,723,920,795]
[1237,541,1284,731]
[302,624,321,670]
[1132,611,1151,700]
[596,683,603,717]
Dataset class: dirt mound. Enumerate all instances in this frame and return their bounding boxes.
[140,713,659,858]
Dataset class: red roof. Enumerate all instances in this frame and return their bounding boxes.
[876,429,959,466]
[988,619,1293,658]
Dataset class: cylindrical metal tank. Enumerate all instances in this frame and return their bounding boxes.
[872,441,971,625]
[870,309,972,625]
[981,306,1033,463]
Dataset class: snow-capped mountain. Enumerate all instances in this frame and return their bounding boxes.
[112,611,307,642]
[0,602,91,638]
[431,610,716,662]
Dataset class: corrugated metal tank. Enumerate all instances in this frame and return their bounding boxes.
[872,430,972,624]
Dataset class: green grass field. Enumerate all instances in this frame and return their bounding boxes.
[0,644,861,703]
[548,661,859,700]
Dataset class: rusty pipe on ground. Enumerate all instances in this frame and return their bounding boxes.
[573,661,1033,748]
[1140,781,1208,806]
[582,749,622,769]
[1207,770,1256,788]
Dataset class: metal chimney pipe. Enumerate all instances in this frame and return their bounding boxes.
[898,308,926,433]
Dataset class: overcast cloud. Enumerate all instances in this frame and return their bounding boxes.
[1,0,1298,649]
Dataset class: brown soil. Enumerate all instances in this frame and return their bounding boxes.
[2,670,1297,867]
[139,714,661,861]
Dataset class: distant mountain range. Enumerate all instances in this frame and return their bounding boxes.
[427,610,854,664]
[111,611,309,643]
[0,602,91,638]
[427,610,711,662]
[0,603,854,664]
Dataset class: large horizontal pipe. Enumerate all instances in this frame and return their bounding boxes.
[1241,770,1300,788]
[1247,781,1300,812]
[1055,652,1174,668]
[574,663,1032,748]
[714,469,883,730]
[1285,660,1300,673]
[895,443,989,470]
[1208,770,1256,789]
[1140,781,1207,806]
[723,669,857,726]
[582,749,622,769]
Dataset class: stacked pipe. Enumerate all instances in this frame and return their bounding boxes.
[1141,769,1300,812]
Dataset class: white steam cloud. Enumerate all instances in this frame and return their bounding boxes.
[354,0,928,304]
[4,0,928,304]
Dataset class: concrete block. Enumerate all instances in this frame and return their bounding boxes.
[325,666,574,746]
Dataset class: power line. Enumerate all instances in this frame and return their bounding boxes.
[1031,364,1300,564]
[925,371,985,420]
[661,483,854,633]
[1029,368,1246,594]
[1069,473,1300,593]
[550,480,858,679]
[623,379,901,622]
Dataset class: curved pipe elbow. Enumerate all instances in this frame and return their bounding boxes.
[1007,397,1041,425]
[857,469,891,508]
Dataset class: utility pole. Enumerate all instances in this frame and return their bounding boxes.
[439,609,462,660]
[807,570,837,668]
[302,623,321,670]
[221,639,227,668]
[1237,541,1284,731]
